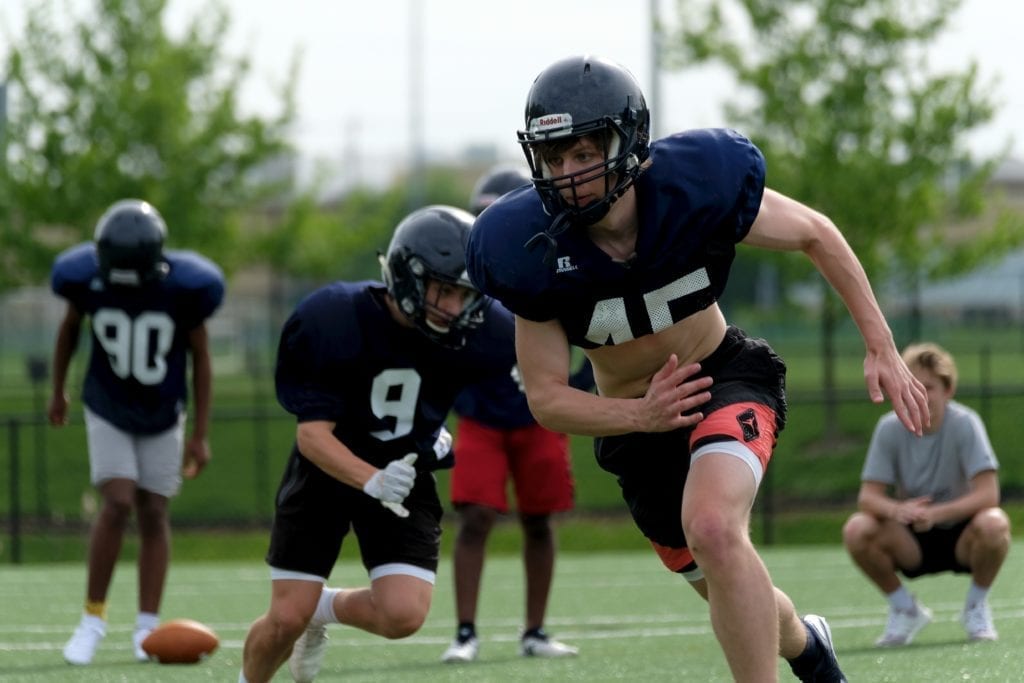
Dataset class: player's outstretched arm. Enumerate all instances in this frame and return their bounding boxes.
[744,189,929,435]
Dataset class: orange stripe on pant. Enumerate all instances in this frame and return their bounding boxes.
[690,401,778,472]
[650,540,696,573]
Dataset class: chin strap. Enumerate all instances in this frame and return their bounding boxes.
[523,181,633,267]
[523,210,574,267]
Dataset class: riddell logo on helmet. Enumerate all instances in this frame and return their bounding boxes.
[531,113,573,132]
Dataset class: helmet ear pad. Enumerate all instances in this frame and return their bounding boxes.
[518,55,650,226]
[94,199,168,286]
[381,205,489,348]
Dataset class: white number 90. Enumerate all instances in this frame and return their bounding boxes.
[92,308,175,385]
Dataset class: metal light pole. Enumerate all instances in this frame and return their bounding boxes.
[407,0,426,211]
[648,0,662,140]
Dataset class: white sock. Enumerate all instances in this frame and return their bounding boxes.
[238,672,249,683]
[311,587,342,627]
[966,582,989,608]
[886,585,915,612]
[135,612,160,632]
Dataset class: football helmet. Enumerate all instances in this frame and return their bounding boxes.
[380,205,487,348]
[94,199,169,286]
[518,55,650,226]
[469,165,531,216]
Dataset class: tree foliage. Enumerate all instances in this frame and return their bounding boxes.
[659,0,1024,440]
[256,166,475,285]
[660,0,1023,286]
[0,0,297,288]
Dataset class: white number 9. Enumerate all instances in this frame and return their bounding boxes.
[369,368,421,441]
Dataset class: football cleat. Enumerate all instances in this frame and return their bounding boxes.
[132,628,153,662]
[791,614,847,683]
[289,624,328,683]
[63,614,106,665]
[519,631,578,658]
[441,636,480,663]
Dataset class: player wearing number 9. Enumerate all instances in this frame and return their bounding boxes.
[48,198,225,665]
[238,205,515,683]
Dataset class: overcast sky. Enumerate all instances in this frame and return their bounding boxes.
[3,0,1021,186]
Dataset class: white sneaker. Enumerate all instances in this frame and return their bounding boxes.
[133,628,153,662]
[875,600,933,647]
[961,601,998,641]
[63,614,106,665]
[289,624,328,683]
[441,636,479,662]
[519,632,578,658]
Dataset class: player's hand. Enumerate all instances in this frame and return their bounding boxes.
[47,392,70,427]
[364,453,418,517]
[864,346,929,436]
[182,435,211,479]
[891,496,931,525]
[638,355,713,432]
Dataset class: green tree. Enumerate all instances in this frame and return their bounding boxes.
[0,0,297,288]
[257,164,475,284]
[660,0,1024,440]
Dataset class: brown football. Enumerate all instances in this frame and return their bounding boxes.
[141,618,219,664]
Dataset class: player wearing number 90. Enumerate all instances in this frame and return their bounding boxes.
[48,198,225,665]
[239,205,516,683]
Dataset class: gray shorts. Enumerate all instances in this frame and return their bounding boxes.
[84,407,185,497]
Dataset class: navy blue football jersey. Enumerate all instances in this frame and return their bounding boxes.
[51,243,225,433]
[274,281,516,471]
[453,318,595,431]
[466,128,765,348]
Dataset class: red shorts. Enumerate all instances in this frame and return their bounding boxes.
[450,417,574,515]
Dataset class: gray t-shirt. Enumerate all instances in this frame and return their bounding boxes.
[862,400,998,518]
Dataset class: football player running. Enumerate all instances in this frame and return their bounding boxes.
[50,199,224,665]
[467,55,930,682]
[239,206,516,683]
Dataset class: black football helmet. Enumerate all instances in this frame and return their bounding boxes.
[517,55,650,226]
[469,165,531,216]
[379,205,488,348]
[94,199,169,286]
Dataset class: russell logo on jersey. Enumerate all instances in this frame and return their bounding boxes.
[555,256,578,274]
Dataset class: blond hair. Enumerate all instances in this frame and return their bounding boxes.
[902,342,958,392]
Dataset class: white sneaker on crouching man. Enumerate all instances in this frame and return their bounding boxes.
[876,597,933,647]
[961,600,998,642]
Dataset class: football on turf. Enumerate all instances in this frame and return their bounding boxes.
[141,618,219,664]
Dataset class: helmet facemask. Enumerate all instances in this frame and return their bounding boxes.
[521,118,641,227]
[379,205,490,348]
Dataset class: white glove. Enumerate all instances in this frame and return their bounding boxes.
[432,426,453,460]
[363,453,418,517]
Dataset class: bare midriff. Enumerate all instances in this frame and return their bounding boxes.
[585,304,727,398]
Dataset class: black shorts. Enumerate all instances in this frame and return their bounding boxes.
[593,326,787,559]
[266,450,443,580]
[901,521,971,578]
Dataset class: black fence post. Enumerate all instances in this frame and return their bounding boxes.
[27,355,49,521]
[980,345,992,425]
[8,419,22,564]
